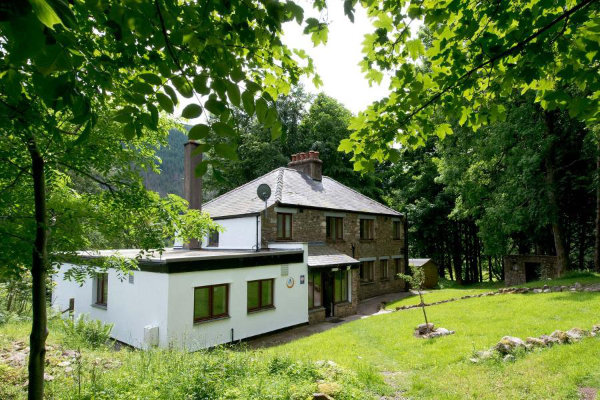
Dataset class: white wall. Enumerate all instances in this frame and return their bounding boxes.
[52,243,309,351]
[166,257,308,350]
[52,264,170,349]
[202,215,260,250]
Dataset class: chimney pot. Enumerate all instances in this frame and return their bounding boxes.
[286,150,322,181]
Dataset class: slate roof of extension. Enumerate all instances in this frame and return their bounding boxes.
[202,167,401,218]
[307,243,360,268]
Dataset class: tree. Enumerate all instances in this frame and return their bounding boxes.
[1,1,319,397]
[398,264,430,333]
[339,0,600,273]
[203,90,383,200]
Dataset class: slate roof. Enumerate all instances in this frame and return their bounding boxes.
[202,167,401,218]
[409,258,434,267]
[308,243,360,268]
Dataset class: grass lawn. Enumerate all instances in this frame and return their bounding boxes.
[1,272,599,399]
[267,272,600,399]
[385,271,600,309]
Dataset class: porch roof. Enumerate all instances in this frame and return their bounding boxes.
[307,243,360,269]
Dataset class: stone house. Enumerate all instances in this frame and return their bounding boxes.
[202,151,408,323]
[52,146,408,350]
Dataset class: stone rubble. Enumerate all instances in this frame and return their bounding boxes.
[470,323,599,363]
[394,282,600,312]
[414,323,455,339]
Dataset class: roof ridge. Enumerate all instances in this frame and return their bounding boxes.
[203,167,283,208]
[274,168,284,202]
[321,175,402,216]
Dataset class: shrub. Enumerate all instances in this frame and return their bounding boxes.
[61,314,113,348]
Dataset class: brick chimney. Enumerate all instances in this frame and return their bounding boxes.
[288,150,323,181]
[183,141,203,249]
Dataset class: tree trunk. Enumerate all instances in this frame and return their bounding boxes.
[27,138,48,400]
[544,111,568,276]
[595,142,600,272]
[418,290,430,333]
[488,255,493,282]
[452,222,463,284]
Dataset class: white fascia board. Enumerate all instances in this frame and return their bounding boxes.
[274,206,299,214]
[324,211,346,218]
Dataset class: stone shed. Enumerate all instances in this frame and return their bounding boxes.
[503,255,560,286]
[409,258,439,289]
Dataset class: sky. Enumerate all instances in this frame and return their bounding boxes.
[179,1,398,123]
[281,1,389,115]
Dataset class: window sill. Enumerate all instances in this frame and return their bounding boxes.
[359,239,375,243]
[91,303,107,310]
[380,278,390,282]
[247,306,276,315]
[326,239,345,243]
[193,315,230,325]
[275,238,294,242]
[360,281,375,286]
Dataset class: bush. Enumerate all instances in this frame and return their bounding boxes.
[61,314,113,348]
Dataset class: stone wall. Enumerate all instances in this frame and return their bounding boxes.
[261,205,407,301]
[503,255,560,286]
[308,307,326,324]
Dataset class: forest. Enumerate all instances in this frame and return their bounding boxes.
[145,88,600,283]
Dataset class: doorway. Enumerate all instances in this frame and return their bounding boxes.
[525,262,541,282]
[321,270,334,317]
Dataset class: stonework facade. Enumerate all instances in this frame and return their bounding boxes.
[308,269,360,324]
[262,204,408,309]
[503,255,560,286]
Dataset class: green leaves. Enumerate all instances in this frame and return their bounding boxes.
[226,82,241,107]
[181,104,203,119]
[434,124,452,140]
[193,75,210,95]
[188,124,210,140]
[405,39,425,61]
[304,18,328,46]
[139,73,162,86]
[29,0,63,29]
[171,76,193,98]
[156,93,174,113]
[204,96,226,116]
[164,86,179,106]
[255,98,268,123]
[242,91,255,116]
[212,122,236,137]
[214,143,238,160]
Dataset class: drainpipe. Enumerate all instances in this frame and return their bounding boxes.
[255,214,260,252]
[404,215,409,290]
